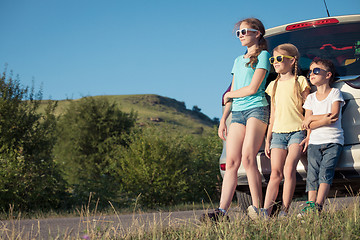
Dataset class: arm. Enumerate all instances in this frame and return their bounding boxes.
[218,101,232,140]
[302,112,334,129]
[308,101,341,129]
[223,68,267,103]
[302,110,331,128]
[302,87,310,104]
[218,76,235,140]
[300,109,312,152]
[265,100,275,158]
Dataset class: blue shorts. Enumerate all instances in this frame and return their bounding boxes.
[230,106,269,126]
[270,130,306,150]
[306,143,343,192]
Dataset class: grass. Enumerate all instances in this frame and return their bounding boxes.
[1,196,359,239]
[125,197,360,240]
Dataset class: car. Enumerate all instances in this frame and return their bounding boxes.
[219,14,360,211]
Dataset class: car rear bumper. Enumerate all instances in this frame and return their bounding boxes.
[219,143,360,195]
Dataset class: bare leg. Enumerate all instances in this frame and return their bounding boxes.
[308,191,317,202]
[219,123,245,211]
[316,183,330,206]
[241,117,268,208]
[282,143,303,211]
[263,148,287,213]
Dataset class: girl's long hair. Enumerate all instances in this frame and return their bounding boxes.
[235,18,268,69]
[271,43,303,107]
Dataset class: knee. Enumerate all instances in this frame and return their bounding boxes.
[270,170,283,183]
[283,166,296,180]
[226,157,241,171]
[242,154,256,170]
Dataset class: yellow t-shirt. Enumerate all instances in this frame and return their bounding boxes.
[265,76,310,133]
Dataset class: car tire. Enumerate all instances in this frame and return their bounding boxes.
[236,190,252,212]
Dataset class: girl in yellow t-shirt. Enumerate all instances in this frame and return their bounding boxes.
[262,43,310,218]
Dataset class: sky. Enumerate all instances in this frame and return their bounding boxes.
[0,0,359,119]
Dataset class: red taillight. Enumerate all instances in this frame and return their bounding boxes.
[285,18,339,31]
[220,164,226,171]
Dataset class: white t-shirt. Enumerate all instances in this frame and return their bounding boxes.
[303,88,344,145]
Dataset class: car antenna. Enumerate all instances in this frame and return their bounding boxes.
[323,0,331,17]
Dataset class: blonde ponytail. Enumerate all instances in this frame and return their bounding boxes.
[293,57,303,107]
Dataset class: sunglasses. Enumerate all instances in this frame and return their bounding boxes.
[307,67,328,78]
[236,28,258,37]
[269,55,294,64]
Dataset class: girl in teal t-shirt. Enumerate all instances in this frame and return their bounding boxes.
[201,17,271,222]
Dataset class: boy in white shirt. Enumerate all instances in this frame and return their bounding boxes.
[300,58,344,216]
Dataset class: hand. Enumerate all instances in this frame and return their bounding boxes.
[300,137,309,152]
[323,113,338,125]
[265,139,271,159]
[223,92,232,104]
[218,121,227,141]
[302,118,312,129]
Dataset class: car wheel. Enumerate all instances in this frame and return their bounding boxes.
[236,190,252,212]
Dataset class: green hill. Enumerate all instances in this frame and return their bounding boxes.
[39,94,218,135]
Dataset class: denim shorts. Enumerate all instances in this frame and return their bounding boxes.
[230,106,269,126]
[306,143,343,192]
[270,130,306,150]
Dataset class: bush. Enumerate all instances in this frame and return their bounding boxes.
[116,128,190,208]
[116,127,221,208]
[184,128,222,202]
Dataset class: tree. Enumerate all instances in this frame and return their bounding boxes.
[54,97,136,205]
[192,105,201,112]
[0,69,67,211]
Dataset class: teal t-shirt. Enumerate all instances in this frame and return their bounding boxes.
[231,50,271,111]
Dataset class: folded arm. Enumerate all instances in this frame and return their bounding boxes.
[223,68,267,103]
[302,101,342,130]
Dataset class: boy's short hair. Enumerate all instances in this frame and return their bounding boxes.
[310,58,336,83]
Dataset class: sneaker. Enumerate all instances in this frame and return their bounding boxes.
[297,201,323,218]
[297,201,315,218]
[200,208,229,222]
[247,205,259,220]
[259,208,270,220]
[247,206,269,220]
